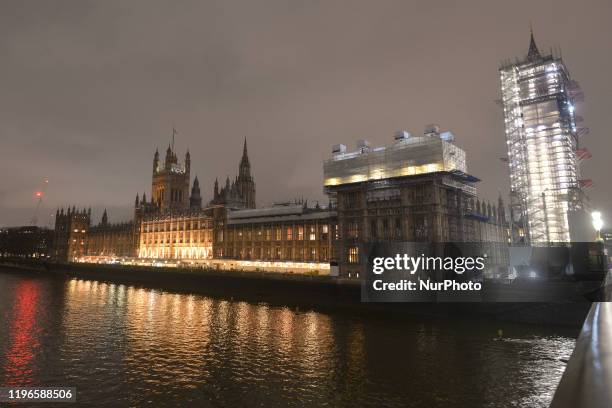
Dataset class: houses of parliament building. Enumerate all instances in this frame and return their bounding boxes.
[52,125,509,278]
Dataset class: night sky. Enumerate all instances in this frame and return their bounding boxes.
[1,0,610,227]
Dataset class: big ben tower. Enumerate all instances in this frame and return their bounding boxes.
[499,30,588,244]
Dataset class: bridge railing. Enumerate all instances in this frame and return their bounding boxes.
[550,275,612,408]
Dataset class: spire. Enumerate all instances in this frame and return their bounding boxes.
[172,126,177,152]
[101,208,108,226]
[135,193,140,207]
[153,148,159,173]
[526,26,541,62]
[190,175,202,209]
[238,137,251,180]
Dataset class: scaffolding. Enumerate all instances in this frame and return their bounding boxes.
[323,127,467,188]
[500,32,586,244]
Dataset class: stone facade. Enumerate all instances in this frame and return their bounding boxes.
[210,139,256,209]
[138,208,214,260]
[52,129,508,279]
[52,207,90,261]
[214,203,337,263]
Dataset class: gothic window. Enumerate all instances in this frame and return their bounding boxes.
[308,226,316,241]
[414,215,429,241]
[346,221,360,239]
[395,218,402,239]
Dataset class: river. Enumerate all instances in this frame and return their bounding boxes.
[0,271,576,407]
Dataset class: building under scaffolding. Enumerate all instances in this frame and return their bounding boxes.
[324,126,470,192]
[324,125,507,278]
[499,30,589,245]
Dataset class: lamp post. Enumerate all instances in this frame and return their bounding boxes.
[592,211,604,241]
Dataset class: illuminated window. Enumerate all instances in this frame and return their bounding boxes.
[309,226,316,241]
[286,227,293,240]
[298,226,304,240]
[321,225,329,240]
[348,247,359,263]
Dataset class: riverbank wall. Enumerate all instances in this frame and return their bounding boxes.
[0,260,591,328]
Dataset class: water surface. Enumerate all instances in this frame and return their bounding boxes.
[0,271,575,407]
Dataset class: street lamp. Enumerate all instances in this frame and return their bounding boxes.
[592,211,604,241]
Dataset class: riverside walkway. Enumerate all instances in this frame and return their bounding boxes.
[551,274,612,408]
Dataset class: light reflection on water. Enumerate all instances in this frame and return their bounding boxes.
[0,272,575,407]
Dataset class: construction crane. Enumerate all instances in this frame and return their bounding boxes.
[30,178,49,226]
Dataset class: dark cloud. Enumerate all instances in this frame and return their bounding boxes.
[1,0,610,227]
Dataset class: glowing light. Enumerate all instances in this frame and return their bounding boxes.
[592,211,603,232]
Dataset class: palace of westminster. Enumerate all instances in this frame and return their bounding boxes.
[43,34,598,278]
[51,124,508,278]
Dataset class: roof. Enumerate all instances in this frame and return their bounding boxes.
[228,204,336,225]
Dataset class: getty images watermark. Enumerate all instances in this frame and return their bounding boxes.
[360,242,500,302]
[361,241,609,303]
[371,253,486,292]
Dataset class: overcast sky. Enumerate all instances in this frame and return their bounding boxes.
[1,0,610,227]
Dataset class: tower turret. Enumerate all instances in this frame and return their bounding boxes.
[153,148,159,173]
[239,138,251,179]
[165,144,173,169]
[190,176,202,209]
[101,209,108,226]
[236,138,256,208]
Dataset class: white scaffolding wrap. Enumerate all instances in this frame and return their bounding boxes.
[323,134,467,187]
[500,50,583,244]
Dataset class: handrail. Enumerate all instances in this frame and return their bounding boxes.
[550,300,612,408]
